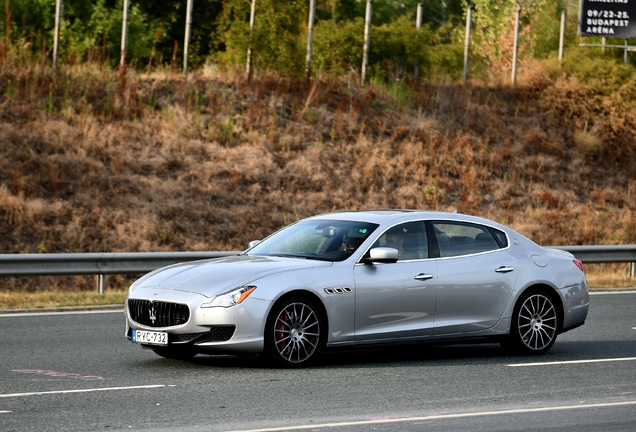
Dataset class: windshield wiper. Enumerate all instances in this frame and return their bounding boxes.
[275,254,328,261]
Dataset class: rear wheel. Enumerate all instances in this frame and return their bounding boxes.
[262,297,324,368]
[502,289,560,355]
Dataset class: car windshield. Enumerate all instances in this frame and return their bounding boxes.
[247,219,379,262]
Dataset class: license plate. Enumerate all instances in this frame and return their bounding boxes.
[132,330,168,346]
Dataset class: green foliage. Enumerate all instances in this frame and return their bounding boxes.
[62,0,155,63]
[135,0,223,68]
[331,0,464,28]
[1,0,632,84]
[315,0,360,22]
[1,0,53,46]
[215,0,307,74]
[561,45,636,95]
[527,0,564,59]
[312,14,462,80]
[214,0,466,78]
[470,0,520,64]
[1,0,222,68]
[312,17,364,75]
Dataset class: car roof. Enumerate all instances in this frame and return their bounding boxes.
[307,210,504,228]
[306,210,539,248]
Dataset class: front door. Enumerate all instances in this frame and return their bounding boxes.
[353,221,438,341]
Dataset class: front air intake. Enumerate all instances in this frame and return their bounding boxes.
[128,299,190,328]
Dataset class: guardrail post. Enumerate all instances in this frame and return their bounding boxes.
[630,262,635,279]
[97,274,106,295]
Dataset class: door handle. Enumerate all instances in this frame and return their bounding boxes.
[414,273,434,281]
[495,266,515,273]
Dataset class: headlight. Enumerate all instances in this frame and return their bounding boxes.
[201,286,257,308]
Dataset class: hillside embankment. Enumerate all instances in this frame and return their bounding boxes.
[1,61,635,290]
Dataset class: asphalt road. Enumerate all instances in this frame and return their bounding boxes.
[1,291,635,432]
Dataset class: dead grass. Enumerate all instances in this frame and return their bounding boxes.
[584,263,635,290]
[0,289,127,310]
[1,55,636,292]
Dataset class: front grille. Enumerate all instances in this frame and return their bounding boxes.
[128,299,190,327]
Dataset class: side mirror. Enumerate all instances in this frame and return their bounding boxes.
[248,240,261,249]
[365,247,399,264]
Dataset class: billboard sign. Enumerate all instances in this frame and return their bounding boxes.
[580,0,636,38]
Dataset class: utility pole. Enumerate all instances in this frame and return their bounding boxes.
[361,0,372,84]
[511,3,521,85]
[463,2,473,85]
[53,0,63,71]
[246,0,257,81]
[120,0,130,69]
[558,10,565,65]
[414,3,422,79]
[305,0,316,81]
[184,0,194,78]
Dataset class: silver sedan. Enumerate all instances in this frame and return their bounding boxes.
[125,210,589,367]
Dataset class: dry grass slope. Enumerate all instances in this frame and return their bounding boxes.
[1,50,635,291]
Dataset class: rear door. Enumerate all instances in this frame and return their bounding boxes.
[428,221,517,335]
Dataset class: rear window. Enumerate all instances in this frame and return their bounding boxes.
[431,221,504,258]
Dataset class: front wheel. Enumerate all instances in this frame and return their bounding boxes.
[501,289,560,355]
[262,297,324,368]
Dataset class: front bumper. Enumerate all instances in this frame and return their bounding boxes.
[125,287,269,355]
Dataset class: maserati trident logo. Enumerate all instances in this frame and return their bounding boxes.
[149,303,157,325]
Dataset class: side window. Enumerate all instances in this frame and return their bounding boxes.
[379,222,428,261]
[430,221,502,258]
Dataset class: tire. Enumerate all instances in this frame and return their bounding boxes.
[152,346,197,360]
[262,296,324,368]
[501,289,560,355]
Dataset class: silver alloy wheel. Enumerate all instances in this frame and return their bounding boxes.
[273,302,320,364]
[517,293,557,351]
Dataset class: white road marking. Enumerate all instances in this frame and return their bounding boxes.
[0,411,11,414]
[0,384,165,398]
[589,290,636,295]
[508,357,636,367]
[228,401,636,432]
[0,309,123,318]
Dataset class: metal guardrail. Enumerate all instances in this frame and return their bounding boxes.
[0,252,240,294]
[0,246,634,293]
[550,245,636,264]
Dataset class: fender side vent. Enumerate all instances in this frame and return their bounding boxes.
[324,287,352,295]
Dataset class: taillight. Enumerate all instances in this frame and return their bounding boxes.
[573,259,585,273]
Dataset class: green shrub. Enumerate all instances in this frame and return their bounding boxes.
[562,46,635,95]
[214,0,307,75]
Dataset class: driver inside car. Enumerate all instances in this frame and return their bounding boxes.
[340,232,364,252]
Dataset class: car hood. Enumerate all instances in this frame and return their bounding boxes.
[132,254,333,297]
